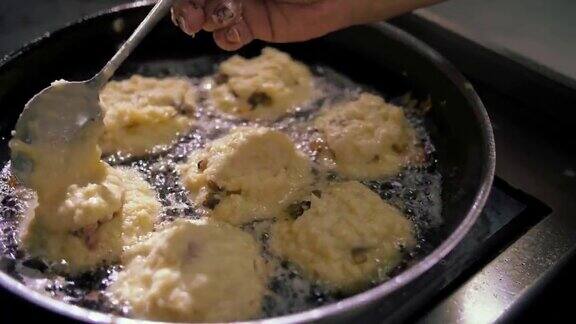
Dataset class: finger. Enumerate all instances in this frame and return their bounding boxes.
[213,19,254,51]
[203,0,243,32]
[172,0,206,36]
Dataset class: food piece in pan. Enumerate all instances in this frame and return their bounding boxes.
[38,164,124,233]
[209,47,313,120]
[180,127,313,225]
[99,75,195,156]
[21,167,160,272]
[110,218,267,322]
[270,181,415,292]
[314,93,423,179]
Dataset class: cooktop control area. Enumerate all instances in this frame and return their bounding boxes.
[1,1,576,323]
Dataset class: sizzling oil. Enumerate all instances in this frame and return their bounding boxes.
[0,59,442,319]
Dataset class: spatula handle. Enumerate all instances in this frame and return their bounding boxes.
[91,0,176,88]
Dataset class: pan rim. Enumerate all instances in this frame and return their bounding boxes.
[0,1,496,323]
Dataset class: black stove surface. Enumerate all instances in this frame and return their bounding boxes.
[1,2,576,323]
[392,13,576,323]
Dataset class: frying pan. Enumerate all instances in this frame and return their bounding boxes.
[0,1,495,323]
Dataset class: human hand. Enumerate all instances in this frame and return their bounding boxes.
[171,0,443,51]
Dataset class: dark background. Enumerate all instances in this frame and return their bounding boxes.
[0,0,128,58]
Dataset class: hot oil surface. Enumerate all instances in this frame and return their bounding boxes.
[0,57,442,318]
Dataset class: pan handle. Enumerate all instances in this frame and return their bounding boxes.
[90,0,176,88]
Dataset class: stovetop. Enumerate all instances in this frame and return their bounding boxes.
[1,1,576,323]
[391,13,576,323]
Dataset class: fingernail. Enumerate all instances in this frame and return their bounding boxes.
[170,8,178,26]
[226,27,241,43]
[213,3,236,26]
[178,16,195,37]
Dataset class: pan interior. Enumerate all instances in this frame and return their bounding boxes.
[0,5,491,322]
